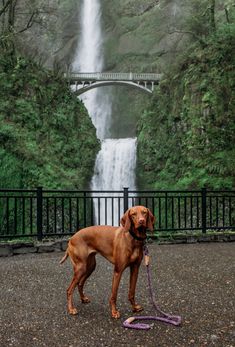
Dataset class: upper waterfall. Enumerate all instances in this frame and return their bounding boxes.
[72,0,111,140]
[72,0,103,72]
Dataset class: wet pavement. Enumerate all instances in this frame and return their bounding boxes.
[0,243,234,347]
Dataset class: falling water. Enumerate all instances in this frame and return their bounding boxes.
[72,0,110,140]
[72,0,137,224]
[91,138,137,190]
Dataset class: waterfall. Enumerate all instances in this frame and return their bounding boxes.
[91,138,137,190]
[72,0,137,225]
[91,138,137,225]
[72,0,110,140]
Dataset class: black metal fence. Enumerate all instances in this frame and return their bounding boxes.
[0,187,234,240]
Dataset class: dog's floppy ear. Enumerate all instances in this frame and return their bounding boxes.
[147,209,155,231]
[120,209,131,231]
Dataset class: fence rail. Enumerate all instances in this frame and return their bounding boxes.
[0,188,234,240]
[66,72,163,82]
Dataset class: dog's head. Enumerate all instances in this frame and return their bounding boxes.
[120,206,155,233]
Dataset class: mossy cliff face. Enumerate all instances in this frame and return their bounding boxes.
[137,21,235,189]
[100,0,192,138]
[0,48,99,189]
[102,0,189,72]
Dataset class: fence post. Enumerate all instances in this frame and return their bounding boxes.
[37,186,43,241]
[83,191,87,228]
[123,187,129,213]
[201,188,207,234]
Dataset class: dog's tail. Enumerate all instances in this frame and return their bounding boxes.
[60,249,69,265]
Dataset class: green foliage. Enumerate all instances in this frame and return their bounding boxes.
[137,18,235,189]
[0,46,100,189]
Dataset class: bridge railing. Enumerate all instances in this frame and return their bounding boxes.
[0,188,234,240]
[66,72,163,82]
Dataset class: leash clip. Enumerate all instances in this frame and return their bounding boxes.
[144,255,150,266]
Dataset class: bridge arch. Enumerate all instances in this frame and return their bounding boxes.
[73,80,153,95]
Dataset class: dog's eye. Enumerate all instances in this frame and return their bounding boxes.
[142,210,147,215]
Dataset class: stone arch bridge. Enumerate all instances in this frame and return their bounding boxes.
[65,72,162,95]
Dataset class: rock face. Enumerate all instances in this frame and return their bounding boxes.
[101,0,188,72]
[100,0,190,136]
[16,0,80,68]
[18,0,189,73]
[18,0,226,72]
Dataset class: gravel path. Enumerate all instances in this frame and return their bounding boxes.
[0,243,234,347]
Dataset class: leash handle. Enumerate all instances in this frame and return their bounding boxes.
[123,243,182,330]
[123,317,152,330]
[123,315,181,330]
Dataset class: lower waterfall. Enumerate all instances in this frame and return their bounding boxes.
[91,138,137,225]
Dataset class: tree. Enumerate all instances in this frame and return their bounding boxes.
[224,0,235,23]
[168,0,235,47]
[0,0,56,40]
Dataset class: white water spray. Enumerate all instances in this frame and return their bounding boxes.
[73,0,137,224]
[91,138,137,190]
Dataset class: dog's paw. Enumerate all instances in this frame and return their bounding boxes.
[68,308,78,315]
[132,304,143,313]
[111,310,121,319]
[81,296,91,304]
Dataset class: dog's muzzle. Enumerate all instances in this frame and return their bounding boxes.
[137,225,146,233]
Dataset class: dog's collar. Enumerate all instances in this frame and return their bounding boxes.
[129,229,146,242]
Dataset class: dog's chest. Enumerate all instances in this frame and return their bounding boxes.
[129,247,142,263]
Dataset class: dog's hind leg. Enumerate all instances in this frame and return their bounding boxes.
[77,253,96,304]
[67,262,87,315]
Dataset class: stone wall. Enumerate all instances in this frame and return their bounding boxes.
[0,233,234,257]
[0,240,68,257]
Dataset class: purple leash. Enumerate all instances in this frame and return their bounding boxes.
[123,244,182,330]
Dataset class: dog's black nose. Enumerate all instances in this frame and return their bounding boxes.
[138,218,145,225]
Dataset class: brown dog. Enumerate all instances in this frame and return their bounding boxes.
[60,205,155,318]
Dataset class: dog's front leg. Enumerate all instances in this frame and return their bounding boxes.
[109,268,123,319]
[129,263,143,313]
